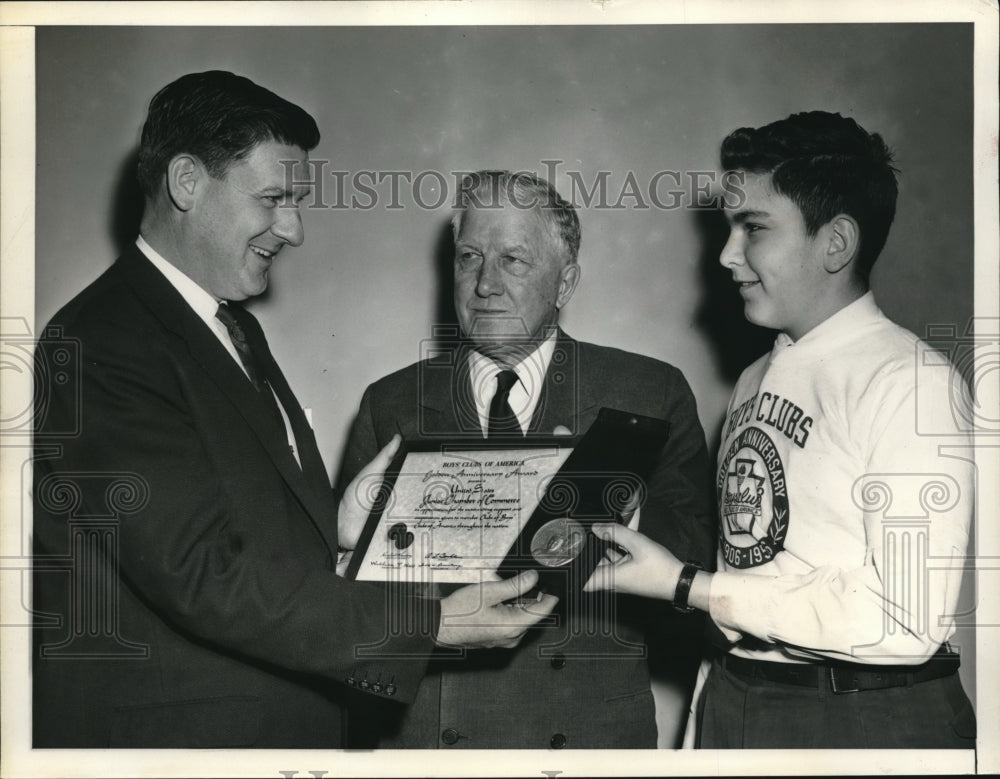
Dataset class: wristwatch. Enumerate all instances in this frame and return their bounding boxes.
[672,561,703,613]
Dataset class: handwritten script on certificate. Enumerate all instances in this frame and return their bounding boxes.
[354,446,571,583]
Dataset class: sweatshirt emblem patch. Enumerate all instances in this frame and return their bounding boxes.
[717,426,789,568]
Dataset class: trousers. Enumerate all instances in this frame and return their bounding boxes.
[696,655,976,748]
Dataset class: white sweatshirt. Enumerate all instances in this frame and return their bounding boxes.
[708,293,973,665]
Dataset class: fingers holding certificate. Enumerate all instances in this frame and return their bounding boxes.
[436,570,559,649]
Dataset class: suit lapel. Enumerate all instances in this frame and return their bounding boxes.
[246,318,340,516]
[415,341,480,438]
[118,249,338,550]
[417,334,600,441]
[530,331,598,438]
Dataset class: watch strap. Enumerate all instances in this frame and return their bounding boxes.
[673,561,703,613]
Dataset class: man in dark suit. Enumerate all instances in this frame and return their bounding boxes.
[32,73,555,748]
[337,170,716,748]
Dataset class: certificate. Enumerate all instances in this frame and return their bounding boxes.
[348,444,571,583]
[347,408,671,594]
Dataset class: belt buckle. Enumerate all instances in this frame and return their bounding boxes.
[829,667,859,694]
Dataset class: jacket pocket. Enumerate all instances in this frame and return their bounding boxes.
[949,692,977,740]
[603,688,653,704]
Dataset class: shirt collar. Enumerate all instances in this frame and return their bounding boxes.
[467,331,559,430]
[774,291,880,354]
[136,235,222,324]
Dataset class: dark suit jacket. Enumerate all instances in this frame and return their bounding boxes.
[32,247,438,748]
[337,333,716,748]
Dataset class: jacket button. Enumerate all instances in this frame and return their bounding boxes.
[345,676,356,686]
[371,682,383,693]
[359,678,370,690]
[550,653,566,669]
[550,733,567,749]
[441,728,460,745]
[385,683,397,696]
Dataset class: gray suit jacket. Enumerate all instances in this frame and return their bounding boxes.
[337,332,715,748]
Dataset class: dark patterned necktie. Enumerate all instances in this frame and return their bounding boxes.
[487,369,521,439]
[215,303,286,436]
[215,303,268,391]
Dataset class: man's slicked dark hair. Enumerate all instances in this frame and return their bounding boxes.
[136,70,320,198]
[721,111,899,279]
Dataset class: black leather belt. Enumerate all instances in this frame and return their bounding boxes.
[720,648,960,694]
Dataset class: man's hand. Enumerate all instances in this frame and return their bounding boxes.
[436,570,559,649]
[338,434,401,551]
[583,523,684,601]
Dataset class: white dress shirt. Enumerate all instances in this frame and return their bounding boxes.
[136,236,301,466]
[467,332,558,437]
[466,332,643,534]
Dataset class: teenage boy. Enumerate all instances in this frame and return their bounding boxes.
[586,111,976,748]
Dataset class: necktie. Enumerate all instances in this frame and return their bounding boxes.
[215,303,286,435]
[487,369,521,439]
[216,304,267,391]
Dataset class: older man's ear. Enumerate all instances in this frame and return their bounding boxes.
[555,262,581,310]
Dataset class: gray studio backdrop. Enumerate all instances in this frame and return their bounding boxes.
[34,24,975,747]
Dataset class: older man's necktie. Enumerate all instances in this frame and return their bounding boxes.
[487,369,521,439]
[215,303,286,435]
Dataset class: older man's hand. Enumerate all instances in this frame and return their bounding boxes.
[436,570,559,649]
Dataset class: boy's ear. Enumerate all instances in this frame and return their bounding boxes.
[823,214,860,274]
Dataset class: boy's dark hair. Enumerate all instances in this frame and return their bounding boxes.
[721,111,898,279]
[136,70,320,198]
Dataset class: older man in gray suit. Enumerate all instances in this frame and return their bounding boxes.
[337,171,715,749]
